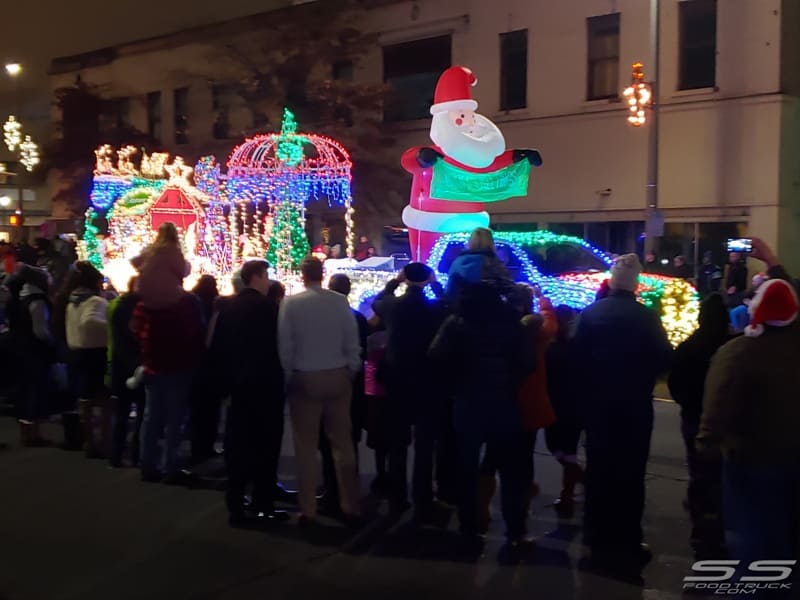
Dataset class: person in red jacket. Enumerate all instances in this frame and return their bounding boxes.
[132,291,205,483]
[401,66,542,263]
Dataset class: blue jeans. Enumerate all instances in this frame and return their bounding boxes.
[723,459,800,563]
[139,372,192,478]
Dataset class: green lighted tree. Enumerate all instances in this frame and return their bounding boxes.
[266,201,310,273]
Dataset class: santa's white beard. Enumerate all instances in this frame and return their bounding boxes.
[429,113,506,169]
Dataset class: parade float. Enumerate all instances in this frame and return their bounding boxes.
[80,108,354,293]
[79,69,698,343]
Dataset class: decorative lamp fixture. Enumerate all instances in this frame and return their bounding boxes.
[19,136,39,172]
[4,115,22,151]
[623,63,653,127]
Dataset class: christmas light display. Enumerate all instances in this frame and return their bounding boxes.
[19,136,39,172]
[225,107,355,267]
[3,115,21,152]
[623,63,653,127]
[426,230,698,344]
[266,201,310,274]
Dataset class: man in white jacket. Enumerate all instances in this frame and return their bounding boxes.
[278,257,362,525]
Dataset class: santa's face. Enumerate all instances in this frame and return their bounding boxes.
[430,110,506,169]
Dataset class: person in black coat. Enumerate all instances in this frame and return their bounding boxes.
[667,293,733,558]
[382,263,449,518]
[429,283,536,546]
[725,252,748,307]
[108,278,145,467]
[211,260,289,526]
[318,274,370,516]
[573,254,672,575]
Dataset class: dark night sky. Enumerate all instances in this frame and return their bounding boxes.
[2,0,285,95]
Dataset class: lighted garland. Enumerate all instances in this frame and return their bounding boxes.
[83,208,103,270]
[266,201,310,273]
[427,230,698,343]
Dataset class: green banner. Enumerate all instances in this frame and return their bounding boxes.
[430,159,531,202]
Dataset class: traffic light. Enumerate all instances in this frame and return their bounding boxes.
[9,213,22,226]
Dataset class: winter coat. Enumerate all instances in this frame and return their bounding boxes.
[546,330,580,423]
[517,297,558,431]
[698,322,800,467]
[573,290,672,422]
[131,243,190,309]
[385,286,446,399]
[667,294,733,424]
[445,249,514,305]
[429,287,536,435]
[132,292,206,375]
[108,292,142,394]
[65,288,108,350]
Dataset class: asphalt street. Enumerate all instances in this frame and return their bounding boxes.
[0,401,695,600]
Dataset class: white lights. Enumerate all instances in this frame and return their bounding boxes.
[20,136,39,172]
[0,195,12,208]
[4,115,22,151]
[4,63,22,77]
[623,63,653,127]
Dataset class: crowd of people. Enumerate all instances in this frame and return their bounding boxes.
[1,224,798,585]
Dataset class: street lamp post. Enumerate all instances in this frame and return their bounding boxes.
[624,1,661,257]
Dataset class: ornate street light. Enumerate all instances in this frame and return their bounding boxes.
[20,135,39,172]
[3,115,22,151]
[623,63,653,127]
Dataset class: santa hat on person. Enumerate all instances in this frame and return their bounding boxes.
[745,278,799,337]
[430,66,479,115]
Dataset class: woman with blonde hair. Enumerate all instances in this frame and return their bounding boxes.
[131,222,191,309]
[446,227,513,304]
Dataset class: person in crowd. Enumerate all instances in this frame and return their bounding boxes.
[266,281,286,305]
[8,265,55,447]
[729,272,768,334]
[212,260,289,526]
[698,238,800,568]
[1,241,16,276]
[329,244,343,259]
[366,247,376,259]
[545,305,585,518]
[672,255,693,280]
[206,269,244,345]
[573,254,672,575]
[643,251,663,275]
[318,274,369,516]
[724,251,748,306]
[277,256,362,526]
[131,222,190,309]
[382,263,448,519]
[429,282,536,551]
[477,284,557,532]
[364,310,390,495]
[697,251,723,297]
[189,274,220,465]
[192,275,219,324]
[132,272,205,484]
[445,227,514,306]
[667,293,733,558]
[63,262,110,457]
[355,235,372,261]
[108,277,145,468]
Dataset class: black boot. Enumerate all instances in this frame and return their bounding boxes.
[61,413,83,451]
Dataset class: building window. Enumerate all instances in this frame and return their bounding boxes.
[383,35,451,122]
[211,84,232,140]
[587,13,621,100]
[146,91,162,141]
[500,30,528,111]
[332,60,354,81]
[679,0,717,90]
[174,87,189,145]
[102,97,131,131]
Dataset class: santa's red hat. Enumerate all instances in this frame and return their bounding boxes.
[745,278,799,337]
[430,66,479,115]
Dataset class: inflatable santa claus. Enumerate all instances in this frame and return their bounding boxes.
[401,66,542,263]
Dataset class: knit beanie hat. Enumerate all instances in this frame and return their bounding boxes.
[609,253,642,292]
[745,278,799,337]
[404,262,433,283]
